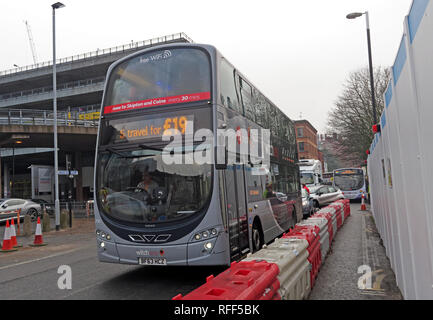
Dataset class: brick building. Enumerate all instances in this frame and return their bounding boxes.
[294,120,324,168]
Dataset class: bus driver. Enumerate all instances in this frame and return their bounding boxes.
[137,169,158,194]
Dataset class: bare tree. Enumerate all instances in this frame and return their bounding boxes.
[327,67,390,162]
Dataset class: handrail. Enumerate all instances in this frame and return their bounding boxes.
[0,32,193,77]
[0,108,99,127]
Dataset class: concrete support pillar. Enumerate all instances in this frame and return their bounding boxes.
[75,151,83,201]
[3,162,8,198]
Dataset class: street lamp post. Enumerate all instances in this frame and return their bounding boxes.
[347,11,378,125]
[52,2,65,231]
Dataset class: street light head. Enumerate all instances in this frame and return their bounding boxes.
[52,2,65,9]
[346,12,364,19]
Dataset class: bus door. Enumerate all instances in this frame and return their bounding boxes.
[224,164,249,261]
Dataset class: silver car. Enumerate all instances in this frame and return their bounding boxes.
[0,198,41,223]
[309,185,344,208]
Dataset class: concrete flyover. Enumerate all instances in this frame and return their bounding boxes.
[0,108,98,151]
[0,124,97,151]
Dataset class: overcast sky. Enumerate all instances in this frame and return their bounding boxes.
[0,0,413,132]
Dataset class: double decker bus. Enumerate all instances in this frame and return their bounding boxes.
[94,43,301,266]
[333,168,366,200]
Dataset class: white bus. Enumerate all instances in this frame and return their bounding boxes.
[333,168,366,200]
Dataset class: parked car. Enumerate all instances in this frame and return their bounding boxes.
[274,192,288,202]
[0,198,41,223]
[301,188,315,218]
[309,185,344,208]
[31,199,54,216]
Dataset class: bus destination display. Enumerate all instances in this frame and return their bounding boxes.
[111,115,194,143]
[103,92,210,114]
[334,169,363,175]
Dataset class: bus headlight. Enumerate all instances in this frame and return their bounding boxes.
[192,227,220,242]
[204,242,213,250]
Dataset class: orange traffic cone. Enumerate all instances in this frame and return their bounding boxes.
[361,193,367,211]
[30,216,47,247]
[1,220,18,253]
[10,218,22,248]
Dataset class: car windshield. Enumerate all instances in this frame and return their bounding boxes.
[309,186,321,194]
[334,174,364,191]
[96,148,212,224]
[300,172,314,185]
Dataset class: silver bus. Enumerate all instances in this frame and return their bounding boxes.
[333,168,366,200]
[94,43,302,266]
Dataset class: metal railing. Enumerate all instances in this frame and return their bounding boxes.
[0,108,98,127]
[0,33,193,77]
[1,77,105,102]
[42,200,95,218]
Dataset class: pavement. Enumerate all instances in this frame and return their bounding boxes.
[0,217,226,300]
[0,203,403,300]
[308,202,403,300]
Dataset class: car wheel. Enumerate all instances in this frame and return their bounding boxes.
[27,208,38,221]
[313,200,320,209]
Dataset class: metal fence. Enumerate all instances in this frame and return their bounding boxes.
[1,77,105,102]
[367,0,433,299]
[0,108,98,127]
[42,200,94,218]
[0,32,193,77]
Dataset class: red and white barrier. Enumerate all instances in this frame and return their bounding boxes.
[243,237,311,300]
[298,217,330,263]
[174,200,351,300]
[173,260,281,300]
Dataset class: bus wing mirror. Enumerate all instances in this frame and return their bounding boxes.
[215,146,227,170]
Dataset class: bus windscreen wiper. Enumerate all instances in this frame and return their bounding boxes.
[139,144,164,152]
[100,146,125,157]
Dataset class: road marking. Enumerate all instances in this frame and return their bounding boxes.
[359,289,386,296]
[0,245,93,271]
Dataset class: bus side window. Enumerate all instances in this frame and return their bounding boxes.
[220,59,242,114]
[239,77,255,122]
[253,90,269,128]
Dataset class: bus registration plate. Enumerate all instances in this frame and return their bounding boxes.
[138,257,167,265]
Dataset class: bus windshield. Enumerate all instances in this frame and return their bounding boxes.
[334,174,364,191]
[97,149,212,224]
[103,48,211,114]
